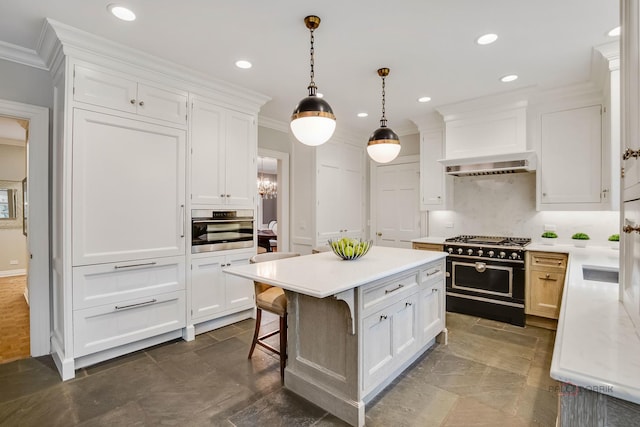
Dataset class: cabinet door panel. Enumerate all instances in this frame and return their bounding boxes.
[540,105,602,204]
[224,254,254,310]
[317,143,343,240]
[137,84,187,125]
[72,109,186,265]
[392,295,419,364]
[420,283,444,343]
[528,271,564,318]
[420,129,446,208]
[191,256,226,320]
[363,309,393,392]
[191,100,225,205]
[73,65,137,114]
[225,111,256,207]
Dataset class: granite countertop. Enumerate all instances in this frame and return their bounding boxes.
[547,246,640,405]
[411,236,446,244]
[224,246,447,299]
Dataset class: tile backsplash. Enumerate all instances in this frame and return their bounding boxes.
[428,173,619,244]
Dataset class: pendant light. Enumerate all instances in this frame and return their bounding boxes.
[290,15,336,146]
[367,68,400,163]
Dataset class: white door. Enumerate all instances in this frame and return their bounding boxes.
[191,256,226,321]
[224,253,254,310]
[373,161,421,248]
[317,142,343,241]
[224,110,256,207]
[72,109,186,265]
[191,99,225,205]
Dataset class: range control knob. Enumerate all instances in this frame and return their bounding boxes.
[511,252,519,259]
[467,249,474,255]
[488,250,495,257]
[477,249,483,256]
[457,248,463,254]
[499,251,506,258]
[448,247,454,254]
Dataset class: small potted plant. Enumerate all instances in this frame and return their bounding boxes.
[608,233,620,250]
[541,231,558,245]
[571,232,590,248]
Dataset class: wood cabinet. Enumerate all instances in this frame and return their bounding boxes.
[412,242,444,252]
[73,64,188,125]
[525,251,568,320]
[316,141,364,241]
[420,128,452,210]
[72,109,186,266]
[190,251,254,323]
[190,96,256,207]
[538,105,605,209]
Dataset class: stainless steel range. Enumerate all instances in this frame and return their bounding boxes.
[444,235,531,326]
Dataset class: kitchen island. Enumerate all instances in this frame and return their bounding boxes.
[224,246,447,427]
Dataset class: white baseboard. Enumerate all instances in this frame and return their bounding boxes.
[0,268,27,278]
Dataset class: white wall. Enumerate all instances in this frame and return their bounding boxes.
[0,144,27,273]
[428,173,619,245]
[0,59,53,108]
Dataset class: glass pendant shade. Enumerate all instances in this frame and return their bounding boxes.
[290,95,336,146]
[367,127,401,163]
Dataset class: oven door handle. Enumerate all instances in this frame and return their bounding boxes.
[475,262,487,273]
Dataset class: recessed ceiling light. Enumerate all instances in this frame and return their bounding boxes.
[417,96,432,103]
[476,33,498,45]
[316,92,324,98]
[107,4,136,21]
[500,74,518,83]
[235,60,252,69]
[357,112,368,118]
[608,26,621,37]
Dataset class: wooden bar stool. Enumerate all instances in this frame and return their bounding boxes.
[248,252,300,382]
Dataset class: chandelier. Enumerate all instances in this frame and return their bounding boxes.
[257,159,277,199]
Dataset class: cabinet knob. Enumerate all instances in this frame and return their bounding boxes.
[406,302,413,307]
[226,194,231,198]
[380,315,388,321]
[130,99,136,104]
[546,273,550,279]
[220,194,225,198]
[138,101,145,106]
[376,232,382,237]
[542,192,547,197]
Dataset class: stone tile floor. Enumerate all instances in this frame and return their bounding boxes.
[0,312,559,426]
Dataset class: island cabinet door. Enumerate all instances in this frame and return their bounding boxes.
[419,281,444,344]
[362,307,394,392]
[391,293,419,366]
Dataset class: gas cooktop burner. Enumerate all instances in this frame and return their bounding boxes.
[445,235,531,248]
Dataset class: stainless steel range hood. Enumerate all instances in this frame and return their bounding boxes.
[438,151,537,177]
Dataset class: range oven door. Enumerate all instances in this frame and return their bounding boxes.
[446,257,525,302]
[191,210,254,253]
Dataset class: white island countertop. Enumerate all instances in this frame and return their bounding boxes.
[548,246,640,405]
[224,246,447,299]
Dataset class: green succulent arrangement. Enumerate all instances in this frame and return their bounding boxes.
[608,234,620,242]
[541,231,558,238]
[571,232,590,240]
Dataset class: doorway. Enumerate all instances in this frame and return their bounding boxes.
[0,100,50,360]
[258,149,290,253]
[370,155,425,248]
[0,116,29,363]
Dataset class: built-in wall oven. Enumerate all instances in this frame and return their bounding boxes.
[191,209,254,253]
[444,235,530,327]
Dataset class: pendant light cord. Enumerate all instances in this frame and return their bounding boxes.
[308,27,317,96]
[380,75,387,127]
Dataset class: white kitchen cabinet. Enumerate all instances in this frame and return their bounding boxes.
[190,97,256,207]
[190,251,254,323]
[420,128,452,210]
[73,64,188,125]
[538,105,604,209]
[72,109,186,266]
[419,262,445,343]
[316,141,364,241]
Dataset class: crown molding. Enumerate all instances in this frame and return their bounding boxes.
[258,116,289,133]
[0,40,47,70]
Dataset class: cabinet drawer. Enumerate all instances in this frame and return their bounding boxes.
[73,290,186,357]
[412,243,443,252]
[420,261,445,284]
[73,256,185,309]
[362,273,418,312]
[529,251,567,270]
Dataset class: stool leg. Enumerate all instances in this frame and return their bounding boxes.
[279,314,287,383]
[248,308,262,359]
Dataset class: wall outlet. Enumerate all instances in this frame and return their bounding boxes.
[445,223,454,229]
[9,260,19,265]
[544,224,557,232]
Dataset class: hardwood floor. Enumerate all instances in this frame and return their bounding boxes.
[0,275,30,364]
[0,312,560,426]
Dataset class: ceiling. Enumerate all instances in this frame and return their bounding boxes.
[0,1,619,138]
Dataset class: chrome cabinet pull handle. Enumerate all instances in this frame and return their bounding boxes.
[114,261,157,269]
[426,269,441,276]
[180,204,185,238]
[405,302,413,307]
[385,284,404,294]
[115,298,157,310]
[623,224,640,234]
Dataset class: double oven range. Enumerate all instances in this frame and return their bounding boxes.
[444,235,531,327]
